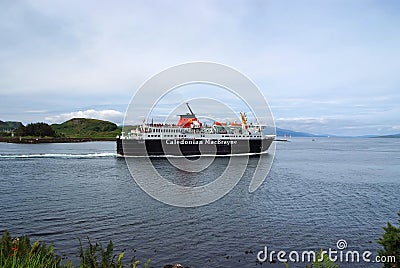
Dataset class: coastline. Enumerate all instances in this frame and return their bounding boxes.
[0,137,116,143]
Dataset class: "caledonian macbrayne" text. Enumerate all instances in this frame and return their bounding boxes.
[165,139,238,145]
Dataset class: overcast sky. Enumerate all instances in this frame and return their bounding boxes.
[1,0,399,136]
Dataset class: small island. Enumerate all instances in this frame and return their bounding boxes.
[0,118,122,143]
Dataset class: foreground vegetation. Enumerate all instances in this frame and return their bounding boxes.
[1,231,63,267]
[0,231,150,268]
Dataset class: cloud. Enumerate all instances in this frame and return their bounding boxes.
[1,1,400,135]
[45,109,124,124]
[25,110,48,113]
[2,0,399,96]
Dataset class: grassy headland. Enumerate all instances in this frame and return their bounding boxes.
[51,118,121,138]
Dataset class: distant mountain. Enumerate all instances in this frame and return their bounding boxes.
[0,120,23,131]
[51,118,121,138]
[275,127,329,137]
[354,134,379,138]
[374,133,400,138]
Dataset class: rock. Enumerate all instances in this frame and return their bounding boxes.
[164,264,184,268]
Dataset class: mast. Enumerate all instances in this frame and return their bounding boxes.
[186,102,195,116]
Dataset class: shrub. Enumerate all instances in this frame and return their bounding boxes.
[378,211,400,268]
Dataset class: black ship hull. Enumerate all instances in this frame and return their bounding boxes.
[117,137,274,156]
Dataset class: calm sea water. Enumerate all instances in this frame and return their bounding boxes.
[0,138,399,267]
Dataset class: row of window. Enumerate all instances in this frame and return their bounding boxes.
[150,128,181,133]
[147,134,187,138]
[147,128,263,138]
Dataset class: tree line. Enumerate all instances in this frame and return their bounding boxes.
[15,122,58,137]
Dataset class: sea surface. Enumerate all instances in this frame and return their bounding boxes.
[0,138,399,267]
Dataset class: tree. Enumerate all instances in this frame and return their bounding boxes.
[14,125,26,136]
[378,212,400,268]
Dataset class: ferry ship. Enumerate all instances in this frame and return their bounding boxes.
[117,103,275,156]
